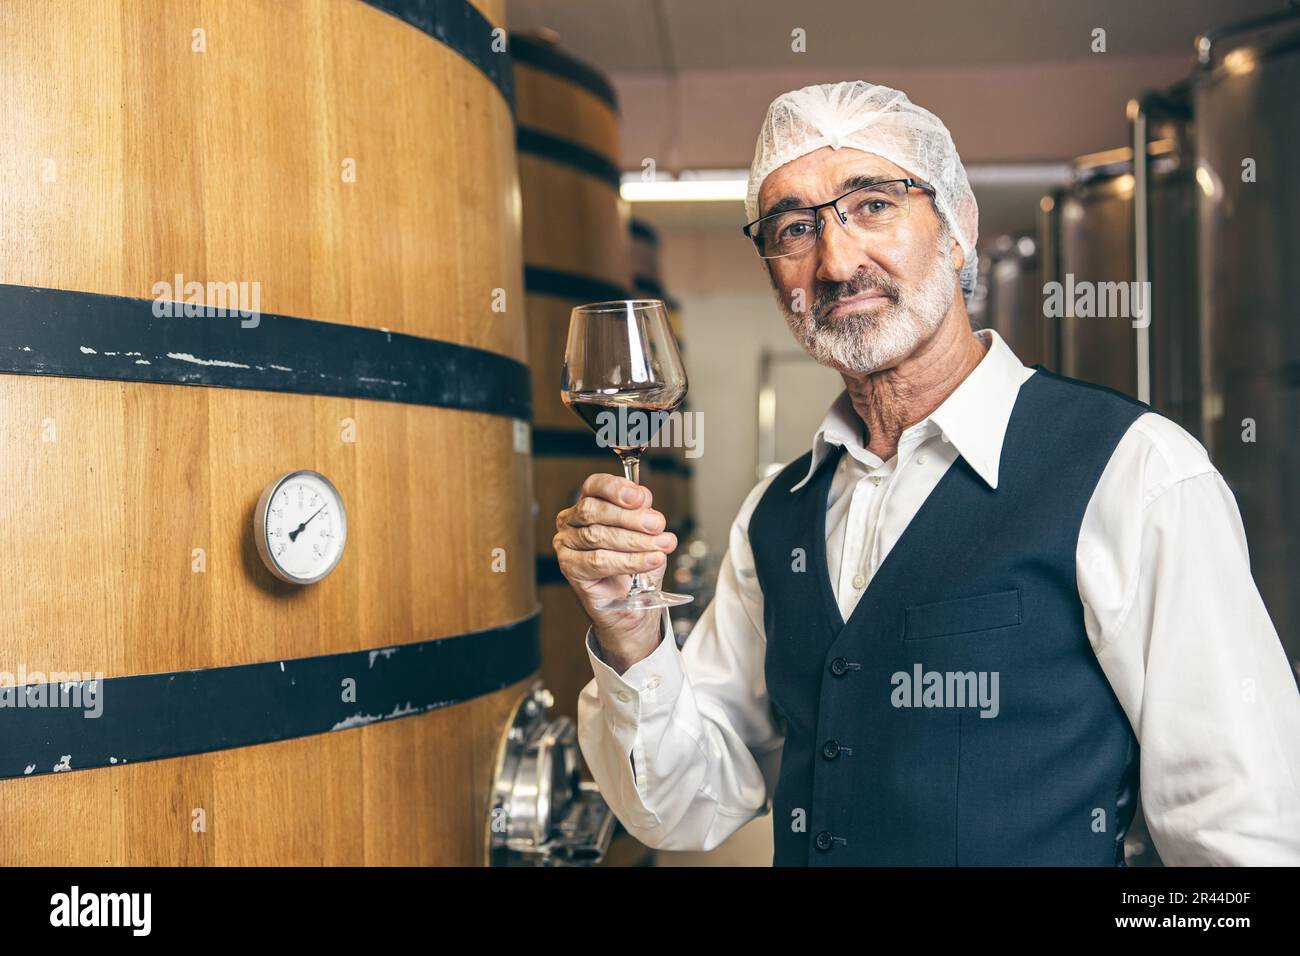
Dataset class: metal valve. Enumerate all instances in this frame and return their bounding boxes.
[487,681,615,866]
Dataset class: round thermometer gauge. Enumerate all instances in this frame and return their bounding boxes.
[254,470,347,584]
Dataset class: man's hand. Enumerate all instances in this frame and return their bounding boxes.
[553,473,679,673]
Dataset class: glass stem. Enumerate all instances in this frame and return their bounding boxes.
[621,454,649,595]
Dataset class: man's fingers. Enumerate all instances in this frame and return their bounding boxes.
[554,522,676,556]
[562,495,665,534]
[552,473,670,586]
[556,543,667,581]
[580,472,654,510]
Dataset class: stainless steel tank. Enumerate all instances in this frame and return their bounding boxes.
[1132,86,1202,439]
[1042,126,1199,412]
[1192,10,1300,671]
[985,234,1048,368]
[1049,147,1141,397]
[1036,191,1064,373]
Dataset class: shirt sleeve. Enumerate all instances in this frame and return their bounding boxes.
[575,475,785,852]
[1081,414,1300,865]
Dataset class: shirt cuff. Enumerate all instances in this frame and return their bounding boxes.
[584,610,684,723]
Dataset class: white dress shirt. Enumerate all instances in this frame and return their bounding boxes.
[576,327,1300,865]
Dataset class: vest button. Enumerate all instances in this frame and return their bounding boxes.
[814,831,834,851]
[822,739,840,759]
[829,657,849,677]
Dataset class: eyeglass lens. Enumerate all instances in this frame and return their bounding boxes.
[753,180,915,258]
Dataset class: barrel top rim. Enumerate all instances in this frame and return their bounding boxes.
[510,32,619,114]
[361,0,516,116]
[630,219,661,245]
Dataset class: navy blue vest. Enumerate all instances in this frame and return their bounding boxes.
[750,367,1149,866]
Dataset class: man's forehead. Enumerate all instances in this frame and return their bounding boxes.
[757,148,909,214]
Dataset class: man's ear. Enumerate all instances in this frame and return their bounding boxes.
[949,235,965,275]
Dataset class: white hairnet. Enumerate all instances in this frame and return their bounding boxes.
[746,80,979,297]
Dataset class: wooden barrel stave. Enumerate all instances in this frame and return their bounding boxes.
[514,61,620,162]
[0,674,533,865]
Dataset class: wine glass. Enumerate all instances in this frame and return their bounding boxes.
[561,299,693,610]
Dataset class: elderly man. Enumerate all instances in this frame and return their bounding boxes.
[553,81,1300,865]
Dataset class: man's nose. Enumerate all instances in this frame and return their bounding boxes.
[814,206,873,284]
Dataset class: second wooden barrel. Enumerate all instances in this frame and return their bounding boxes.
[514,32,632,732]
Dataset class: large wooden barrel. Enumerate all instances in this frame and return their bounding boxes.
[512,33,654,867]
[514,32,629,724]
[628,219,695,575]
[0,0,537,865]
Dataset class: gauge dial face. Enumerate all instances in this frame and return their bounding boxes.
[255,471,347,584]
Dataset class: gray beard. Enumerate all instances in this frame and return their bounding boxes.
[779,242,958,375]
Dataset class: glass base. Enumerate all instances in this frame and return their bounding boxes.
[594,589,695,611]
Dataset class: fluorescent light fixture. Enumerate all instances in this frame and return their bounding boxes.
[618,163,1070,203]
[621,178,748,204]
[963,163,1070,187]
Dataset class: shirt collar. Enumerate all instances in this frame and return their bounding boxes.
[789,328,1030,493]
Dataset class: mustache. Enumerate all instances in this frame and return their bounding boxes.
[811,270,901,320]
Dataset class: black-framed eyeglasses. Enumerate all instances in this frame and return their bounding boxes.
[742,178,938,259]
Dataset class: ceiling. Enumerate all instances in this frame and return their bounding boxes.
[506,0,1292,248]
[507,0,1285,73]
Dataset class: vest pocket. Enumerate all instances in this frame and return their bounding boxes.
[903,588,1022,640]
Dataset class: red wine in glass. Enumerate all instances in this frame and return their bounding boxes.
[561,300,693,611]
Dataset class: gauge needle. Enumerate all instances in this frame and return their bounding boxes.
[288,505,326,543]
